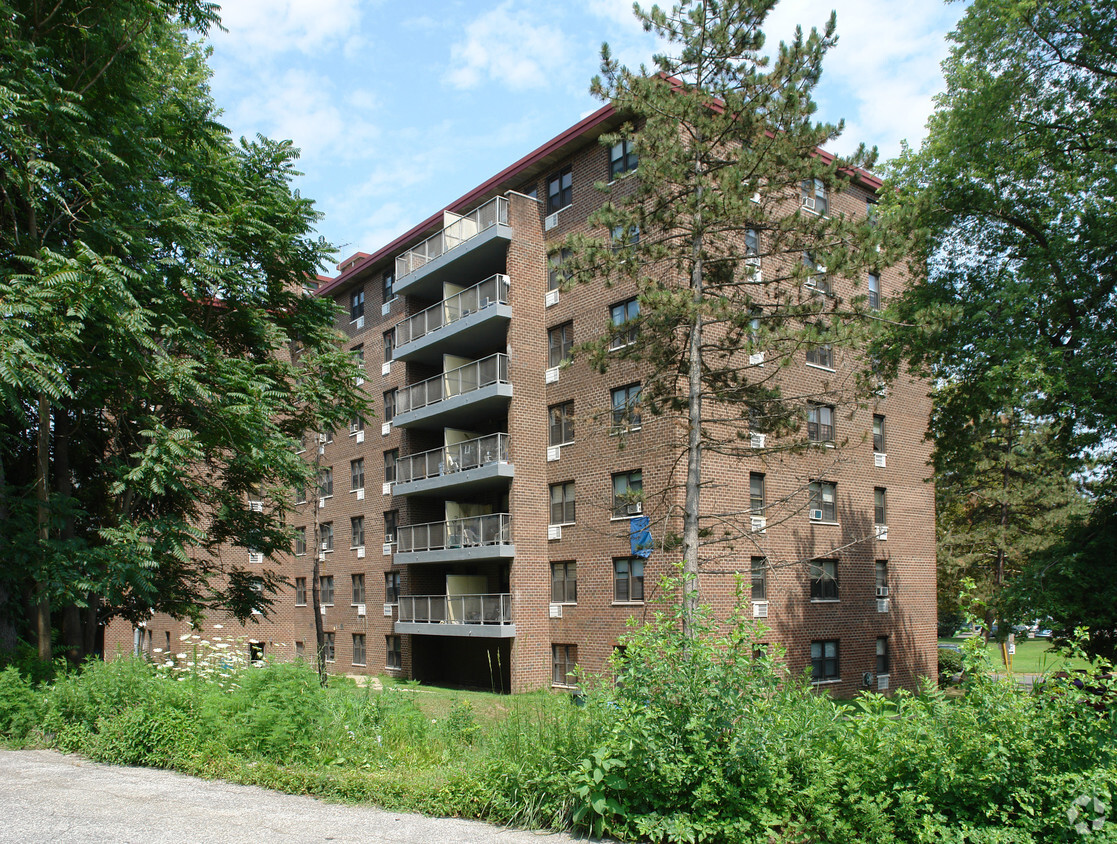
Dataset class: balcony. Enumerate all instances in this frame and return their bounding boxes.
[394,274,511,365]
[393,433,513,497]
[394,513,514,565]
[394,197,511,299]
[395,593,515,638]
[393,353,512,430]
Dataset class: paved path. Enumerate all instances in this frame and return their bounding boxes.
[0,750,584,844]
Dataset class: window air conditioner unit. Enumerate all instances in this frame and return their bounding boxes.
[877,673,889,692]
[320,605,326,615]
[877,598,891,613]
[356,546,365,559]
[317,553,325,562]
[549,604,563,619]
[381,361,391,376]
[802,195,816,210]
[249,501,263,513]
[626,502,643,515]
[750,515,767,534]
[752,191,761,203]
[548,524,562,541]
[752,600,769,619]
[318,497,326,509]
[875,524,889,541]
[809,509,824,521]
[875,586,890,599]
[356,603,366,617]
[355,376,364,387]
[750,432,766,449]
[745,255,760,269]
[545,367,559,384]
[248,552,262,565]
[547,446,560,462]
[749,353,764,366]
[318,445,326,455]
[356,488,365,501]
[874,452,886,468]
[381,302,391,316]
[383,603,394,616]
[355,430,365,444]
[381,422,391,436]
[318,433,328,444]
[382,543,393,556]
[544,289,559,308]
[544,212,559,230]
[355,316,364,330]
[320,541,329,551]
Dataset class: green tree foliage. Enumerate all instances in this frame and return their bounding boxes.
[564,0,888,625]
[0,0,368,661]
[879,0,1117,646]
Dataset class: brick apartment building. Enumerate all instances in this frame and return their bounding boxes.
[106,103,937,696]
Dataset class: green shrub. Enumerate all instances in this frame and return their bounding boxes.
[0,666,41,739]
[87,698,199,768]
[938,647,965,681]
[42,657,160,737]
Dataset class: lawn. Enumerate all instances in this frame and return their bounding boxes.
[939,636,1093,675]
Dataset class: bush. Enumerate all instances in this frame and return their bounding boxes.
[0,666,41,739]
[938,647,965,682]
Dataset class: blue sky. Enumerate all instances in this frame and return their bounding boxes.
[205,0,965,270]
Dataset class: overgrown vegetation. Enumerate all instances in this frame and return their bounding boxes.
[2,602,1114,843]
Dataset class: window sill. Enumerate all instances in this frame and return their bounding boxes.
[551,682,578,690]
[610,514,643,522]
[610,427,642,437]
[810,598,841,604]
[549,522,576,528]
[612,601,644,607]
[552,601,577,607]
[352,662,366,667]
[812,678,841,685]
[809,520,839,526]
[295,603,307,608]
[550,440,574,448]
[805,363,836,373]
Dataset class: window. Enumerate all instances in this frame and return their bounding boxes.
[552,643,577,686]
[547,165,572,213]
[386,634,401,669]
[385,571,400,604]
[872,415,885,453]
[875,560,889,591]
[751,557,767,601]
[609,297,639,349]
[549,402,574,446]
[807,404,835,443]
[810,559,838,601]
[874,488,887,525]
[550,481,576,525]
[551,561,577,604]
[382,271,394,304]
[745,228,760,259]
[548,322,573,368]
[295,577,307,606]
[612,470,643,518]
[351,458,364,492]
[384,449,398,483]
[383,389,396,423]
[806,333,834,369]
[384,510,398,544]
[809,481,837,522]
[323,632,335,663]
[320,575,335,605]
[295,640,305,658]
[876,637,890,675]
[351,573,365,604]
[611,383,642,432]
[294,527,306,556]
[324,429,334,444]
[319,467,333,498]
[320,522,334,552]
[249,641,264,663]
[352,345,364,371]
[548,247,572,292]
[296,434,307,454]
[811,640,839,681]
[294,485,307,505]
[803,252,831,295]
[610,224,640,253]
[802,178,828,216]
[352,633,366,666]
[351,516,365,549]
[350,414,365,435]
[350,289,365,321]
[749,473,765,514]
[614,557,645,603]
[609,138,638,178]
[868,272,881,310]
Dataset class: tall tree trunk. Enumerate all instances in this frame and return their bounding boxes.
[0,459,16,655]
[35,392,51,662]
[55,407,84,664]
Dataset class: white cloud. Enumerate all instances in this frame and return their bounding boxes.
[214,0,364,56]
[445,2,572,91]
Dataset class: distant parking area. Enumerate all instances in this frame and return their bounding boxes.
[937,636,1090,675]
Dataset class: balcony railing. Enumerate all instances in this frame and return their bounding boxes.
[398,592,513,626]
[396,513,512,554]
[396,197,509,280]
[396,433,510,484]
[395,274,510,348]
[398,353,509,415]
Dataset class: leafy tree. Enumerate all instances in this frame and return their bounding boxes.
[879,0,1117,646]
[564,0,888,628]
[0,0,368,664]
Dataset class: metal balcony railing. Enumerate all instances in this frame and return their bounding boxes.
[395,197,509,280]
[397,353,509,415]
[396,513,512,554]
[396,433,510,485]
[395,274,510,348]
[398,592,513,626]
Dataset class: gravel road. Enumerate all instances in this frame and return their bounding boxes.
[0,750,585,844]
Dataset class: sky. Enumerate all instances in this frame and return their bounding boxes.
[204,0,966,271]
